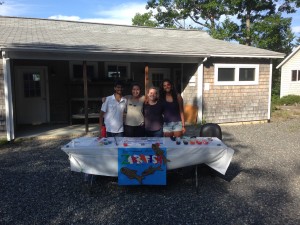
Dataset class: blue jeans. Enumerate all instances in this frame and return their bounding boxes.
[145,128,163,137]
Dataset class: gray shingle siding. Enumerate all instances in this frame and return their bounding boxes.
[202,58,270,123]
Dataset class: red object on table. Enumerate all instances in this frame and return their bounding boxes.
[101,125,106,137]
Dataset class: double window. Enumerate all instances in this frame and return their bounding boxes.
[105,62,130,79]
[70,61,98,80]
[291,70,300,81]
[214,64,259,85]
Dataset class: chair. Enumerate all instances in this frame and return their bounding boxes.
[195,123,222,192]
[199,123,222,140]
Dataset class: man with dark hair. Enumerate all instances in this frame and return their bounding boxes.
[99,80,127,137]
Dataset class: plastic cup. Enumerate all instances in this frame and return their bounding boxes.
[190,138,195,145]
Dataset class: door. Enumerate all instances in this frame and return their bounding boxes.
[15,67,49,124]
[148,68,170,88]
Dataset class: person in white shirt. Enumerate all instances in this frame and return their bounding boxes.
[99,80,127,137]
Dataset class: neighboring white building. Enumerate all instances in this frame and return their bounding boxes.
[276,46,300,98]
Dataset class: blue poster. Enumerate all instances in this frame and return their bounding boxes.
[118,146,167,185]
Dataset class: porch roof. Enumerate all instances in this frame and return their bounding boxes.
[0,16,285,59]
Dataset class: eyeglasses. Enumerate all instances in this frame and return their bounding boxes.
[129,103,136,107]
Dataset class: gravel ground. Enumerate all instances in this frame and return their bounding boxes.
[0,118,300,225]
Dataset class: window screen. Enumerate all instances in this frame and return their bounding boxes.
[218,68,235,81]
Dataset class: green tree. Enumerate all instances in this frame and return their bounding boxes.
[252,13,294,54]
[295,36,300,46]
[142,0,300,47]
[132,12,159,27]
[146,0,230,31]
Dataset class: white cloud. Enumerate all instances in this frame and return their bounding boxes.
[48,2,148,25]
[292,26,300,33]
[48,15,81,21]
[0,1,30,16]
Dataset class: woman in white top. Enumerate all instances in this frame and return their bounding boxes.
[124,83,145,137]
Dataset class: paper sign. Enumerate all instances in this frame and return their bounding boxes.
[118,147,167,185]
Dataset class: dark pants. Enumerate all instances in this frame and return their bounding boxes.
[106,132,124,137]
[145,128,163,137]
[124,125,145,137]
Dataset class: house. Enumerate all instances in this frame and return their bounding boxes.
[276,46,300,97]
[0,16,285,140]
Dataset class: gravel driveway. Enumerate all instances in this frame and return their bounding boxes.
[0,118,299,225]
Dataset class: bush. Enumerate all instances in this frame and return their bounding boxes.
[278,95,300,105]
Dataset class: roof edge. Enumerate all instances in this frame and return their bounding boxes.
[276,46,300,69]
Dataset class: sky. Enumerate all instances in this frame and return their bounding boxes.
[1,0,300,34]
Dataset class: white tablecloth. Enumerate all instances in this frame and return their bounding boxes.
[61,137,234,176]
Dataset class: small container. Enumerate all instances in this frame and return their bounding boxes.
[190,138,195,145]
[202,139,208,145]
[183,139,189,145]
[101,125,107,138]
[196,138,202,145]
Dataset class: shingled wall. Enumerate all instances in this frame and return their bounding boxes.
[202,58,271,123]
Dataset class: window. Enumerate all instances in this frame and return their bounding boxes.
[105,62,130,79]
[23,73,41,97]
[152,73,164,87]
[70,61,98,80]
[214,64,259,85]
[291,70,300,81]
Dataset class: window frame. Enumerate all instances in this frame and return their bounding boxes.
[104,62,131,79]
[69,61,98,81]
[291,70,300,82]
[214,64,259,85]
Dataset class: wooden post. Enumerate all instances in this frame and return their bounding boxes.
[145,64,149,96]
[83,61,88,133]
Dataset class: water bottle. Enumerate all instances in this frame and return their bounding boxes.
[101,125,106,137]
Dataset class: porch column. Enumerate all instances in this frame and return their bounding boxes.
[145,64,149,95]
[83,61,88,133]
[268,60,273,121]
[2,52,15,141]
[197,60,205,123]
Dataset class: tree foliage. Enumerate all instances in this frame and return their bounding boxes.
[135,0,299,52]
[132,12,159,27]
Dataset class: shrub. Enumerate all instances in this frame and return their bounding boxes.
[278,95,300,105]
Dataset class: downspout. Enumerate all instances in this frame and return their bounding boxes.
[2,51,15,141]
[268,60,273,122]
[197,57,208,124]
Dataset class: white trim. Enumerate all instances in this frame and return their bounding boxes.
[268,61,273,120]
[69,61,99,80]
[2,53,15,141]
[197,63,204,123]
[214,64,259,85]
[210,54,284,59]
[276,46,300,69]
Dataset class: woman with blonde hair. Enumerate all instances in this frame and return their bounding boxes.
[143,87,164,137]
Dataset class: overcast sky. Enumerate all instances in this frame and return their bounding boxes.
[1,0,300,34]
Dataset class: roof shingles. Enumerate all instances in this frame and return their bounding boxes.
[0,16,285,58]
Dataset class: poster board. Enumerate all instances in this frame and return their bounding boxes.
[118,147,167,185]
